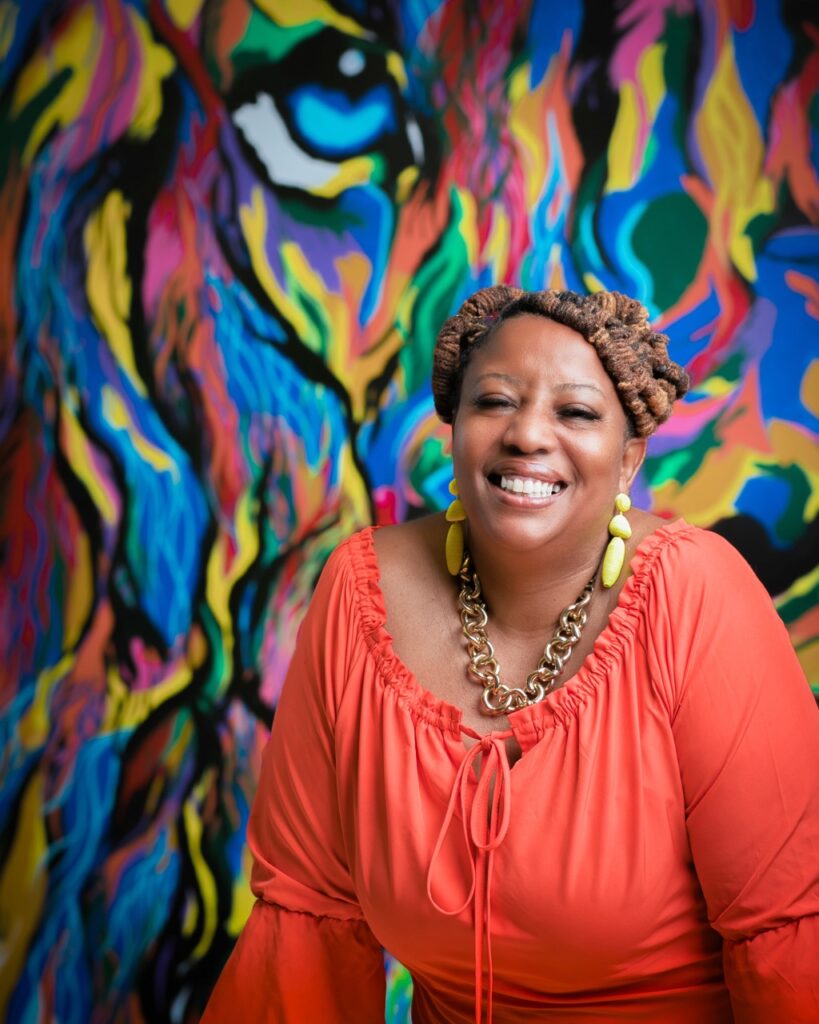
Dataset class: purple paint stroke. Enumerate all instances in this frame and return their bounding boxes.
[730,295,777,364]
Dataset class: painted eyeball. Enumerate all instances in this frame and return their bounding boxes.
[227,28,428,200]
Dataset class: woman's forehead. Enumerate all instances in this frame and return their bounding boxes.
[466,314,608,381]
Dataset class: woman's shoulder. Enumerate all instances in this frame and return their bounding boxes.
[640,517,758,578]
[372,514,451,597]
[372,513,445,566]
[323,514,449,606]
[630,516,774,624]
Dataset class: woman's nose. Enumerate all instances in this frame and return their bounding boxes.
[502,406,554,452]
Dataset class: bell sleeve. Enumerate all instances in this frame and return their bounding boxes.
[202,540,386,1023]
[649,527,819,1022]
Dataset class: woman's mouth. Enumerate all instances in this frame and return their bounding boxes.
[489,474,567,498]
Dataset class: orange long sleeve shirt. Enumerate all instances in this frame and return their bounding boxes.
[204,521,819,1022]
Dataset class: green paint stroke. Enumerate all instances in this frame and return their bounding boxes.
[219,10,321,83]
[631,193,707,312]
[759,461,813,547]
[397,188,471,396]
[643,418,721,489]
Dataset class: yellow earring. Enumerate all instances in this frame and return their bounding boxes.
[601,492,632,588]
[445,478,466,576]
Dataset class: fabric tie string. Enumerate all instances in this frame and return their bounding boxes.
[426,731,513,1024]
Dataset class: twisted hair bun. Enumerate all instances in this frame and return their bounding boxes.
[432,286,689,436]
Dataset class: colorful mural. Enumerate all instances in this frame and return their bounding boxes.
[1,0,817,1020]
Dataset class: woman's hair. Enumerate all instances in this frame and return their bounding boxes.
[432,286,690,437]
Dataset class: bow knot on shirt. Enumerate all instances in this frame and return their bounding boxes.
[426,729,515,1023]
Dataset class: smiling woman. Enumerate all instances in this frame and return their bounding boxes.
[203,288,819,1023]
[450,315,647,568]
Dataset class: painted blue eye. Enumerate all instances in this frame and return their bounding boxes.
[287,84,398,158]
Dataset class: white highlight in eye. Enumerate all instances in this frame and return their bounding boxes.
[406,115,424,164]
[339,48,366,77]
[232,92,340,190]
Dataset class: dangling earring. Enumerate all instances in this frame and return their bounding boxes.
[602,492,632,588]
[445,478,467,576]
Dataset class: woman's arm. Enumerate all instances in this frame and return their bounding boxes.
[652,527,819,1022]
[202,540,386,1022]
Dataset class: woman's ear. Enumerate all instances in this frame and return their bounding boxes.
[619,436,647,493]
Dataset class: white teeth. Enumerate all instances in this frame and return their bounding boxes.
[499,476,561,497]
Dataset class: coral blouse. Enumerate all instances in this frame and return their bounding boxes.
[203,520,819,1023]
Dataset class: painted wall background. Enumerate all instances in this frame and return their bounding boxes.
[1,0,817,1020]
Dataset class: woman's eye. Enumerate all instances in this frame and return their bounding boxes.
[560,406,600,420]
[474,395,514,409]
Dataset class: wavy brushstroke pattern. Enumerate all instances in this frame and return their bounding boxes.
[0,1,816,1020]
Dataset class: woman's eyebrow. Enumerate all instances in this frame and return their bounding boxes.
[553,381,606,396]
[473,372,524,385]
[472,374,605,396]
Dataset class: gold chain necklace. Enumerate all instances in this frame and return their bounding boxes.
[457,551,596,716]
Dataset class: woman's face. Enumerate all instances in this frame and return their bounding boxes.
[451,313,646,556]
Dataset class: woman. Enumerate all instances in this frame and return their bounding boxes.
[203,287,819,1022]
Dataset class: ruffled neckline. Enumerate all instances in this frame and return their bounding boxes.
[346,518,696,737]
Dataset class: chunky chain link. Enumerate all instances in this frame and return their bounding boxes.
[457,552,596,715]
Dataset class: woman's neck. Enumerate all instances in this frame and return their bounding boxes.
[464,535,605,637]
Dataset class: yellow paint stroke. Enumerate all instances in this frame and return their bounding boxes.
[310,155,377,200]
[227,844,255,936]
[639,43,665,124]
[17,655,74,751]
[338,438,372,529]
[128,8,176,139]
[655,414,819,528]
[395,164,419,203]
[608,44,665,193]
[64,528,93,650]
[652,444,760,525]
[281,244,392,417]
[256,0,370,40]
[182,773,218,958]
[484,208,510,281]
[583,272,606,294]
[769,419,819,521]
[239,188,399,419]
[694,36,774,279]
[279,241,335,357]
[102,386,178,477]
[697,374,737,398]
[778,563,819,605]
[509,61,549,208]
[0,772,47,1020]
[795,638,818,689]
[802,359,819,418]
[0,2,19,61]
[227,878,255,937]
[60,392,118,525]
[453,187,479,269]
[205,489,260,689]
[240,186,310,338]
[103,655,195,732]
[166,0,206,31]
[608,80,640,192]
[12,3,99,164]
[84,191,146,396]
[386,50,408,91]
